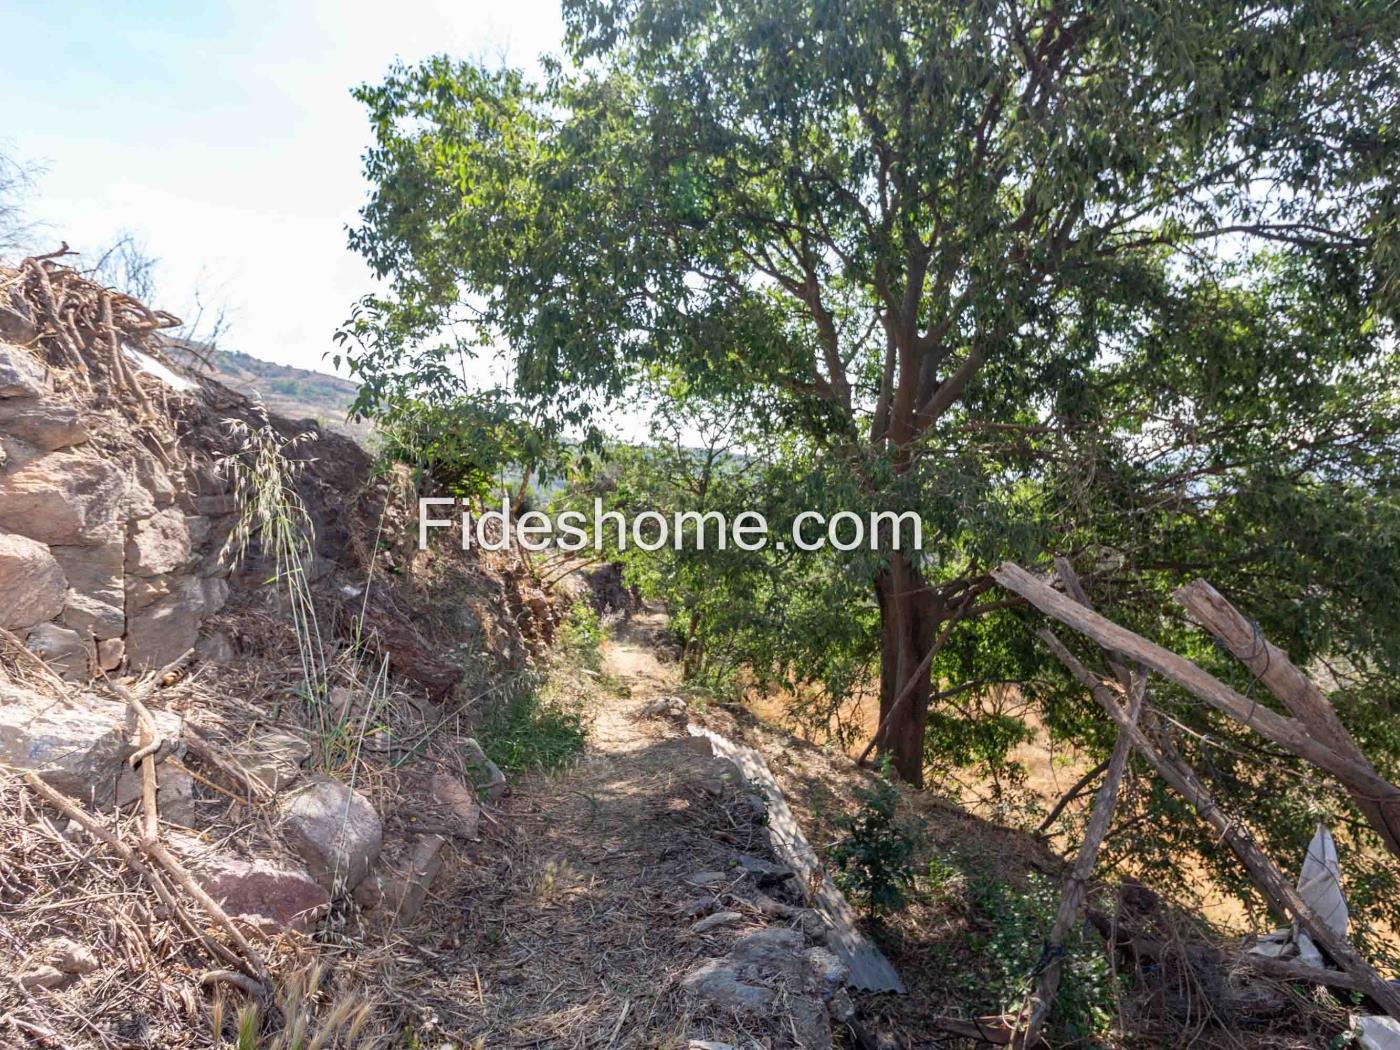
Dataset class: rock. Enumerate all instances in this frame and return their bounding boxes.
[804,947,849,1000]
[0,531,66,631]
[796,909,828,940]
[683,734,714,757]
[738,854,793,887]
[789,998,835,1050]
[680,896,714,919]
[388,834,447,922]
[196,630,236,664]
[51,537,124,609]
[63,591,125,640]
[126,576,204,669]
[827,988,856,1024]
[680,959,774,1013]
[729,926,807,976]
[200,576,229,615]
[19,965,66,990]
[0,453,126,545]
[25,622,89,680]
[126,574,170,612]
[280,777,382,893]
[0,343,49,398]
[116,761,195,825]
[126,508,192,575]
[461,738,508,802]
[752,892,794,918]
[691,910,744,934]
[430,771,481,838]
[0,400,88,451]
[131,452,176,509]
[96,637,125,671]
[0,433,42,471]
[190,851,330,933]
[40,937,98,975]
[230,730,309,793]
[0,682,182,802]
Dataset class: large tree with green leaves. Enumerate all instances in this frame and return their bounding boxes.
[345,0,1399,783]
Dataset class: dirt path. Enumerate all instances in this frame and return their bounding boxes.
[407,611,834,1049]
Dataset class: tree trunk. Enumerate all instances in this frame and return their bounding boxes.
[874,550,940,786]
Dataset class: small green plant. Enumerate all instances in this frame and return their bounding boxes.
[557,602,604,671]
[828,767,920,921]
[477,675,587,774]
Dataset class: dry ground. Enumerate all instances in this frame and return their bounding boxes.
[381,611,834,1049]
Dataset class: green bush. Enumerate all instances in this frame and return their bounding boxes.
[968,872,1120,1045]
[478,677,587,774]
[828,770,920,921]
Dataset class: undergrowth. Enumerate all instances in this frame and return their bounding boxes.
[957,868,1121,1046]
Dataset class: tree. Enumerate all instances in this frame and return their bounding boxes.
[345,0,1399,783]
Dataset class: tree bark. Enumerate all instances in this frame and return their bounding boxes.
[874,550,940,785]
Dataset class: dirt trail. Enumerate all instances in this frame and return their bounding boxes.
[415,611,825,1049]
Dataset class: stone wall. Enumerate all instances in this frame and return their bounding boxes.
[0,340,234,679]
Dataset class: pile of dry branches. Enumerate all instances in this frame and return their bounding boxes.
[1,245,183,420]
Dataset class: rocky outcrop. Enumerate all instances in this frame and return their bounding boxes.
[0,338,238,680]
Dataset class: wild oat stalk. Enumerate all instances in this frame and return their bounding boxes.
[219,419,330,732]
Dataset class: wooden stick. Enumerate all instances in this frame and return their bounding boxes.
[1012,560,1141,1049]
[993,563,1400,808]
[1174,579,1400,859]
[22,772,249,977]
[1037,630,1400,1022]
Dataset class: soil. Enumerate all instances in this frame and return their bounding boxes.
[390,610,831,1048]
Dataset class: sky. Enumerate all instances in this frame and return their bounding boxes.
[1,0,565,378]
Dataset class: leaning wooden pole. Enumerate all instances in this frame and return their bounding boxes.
[992,563,1400,812]
[1011,559,1140,1048]
[1174,579,1400,859]
[1039,629,1400,1023]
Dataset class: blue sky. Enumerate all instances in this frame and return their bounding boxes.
[1,0,563,376]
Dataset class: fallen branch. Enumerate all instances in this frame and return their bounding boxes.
[1012,561,1141,1049]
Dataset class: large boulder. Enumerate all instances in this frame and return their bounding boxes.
[0,453,126,545]
[0,400,88,452]
[0,343,49,398]
[0,531,66,631]
[51,537,125,609]
[125,576,204,669]
[279,777,383,893]
[63,591,125,641]
[126,508,192,575]
[0,681,181,802]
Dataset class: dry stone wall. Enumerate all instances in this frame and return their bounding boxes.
[0,340,235,679]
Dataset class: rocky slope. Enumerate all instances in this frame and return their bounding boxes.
[0,257,562,1047]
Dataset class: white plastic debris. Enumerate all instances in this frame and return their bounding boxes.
[123,344,195,391]
[1297,823,1349,937]
[1356,1015,1400,1050]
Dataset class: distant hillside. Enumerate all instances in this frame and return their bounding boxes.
[166,343,373,444]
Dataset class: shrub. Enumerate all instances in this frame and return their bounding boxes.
[828,769,920,921]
